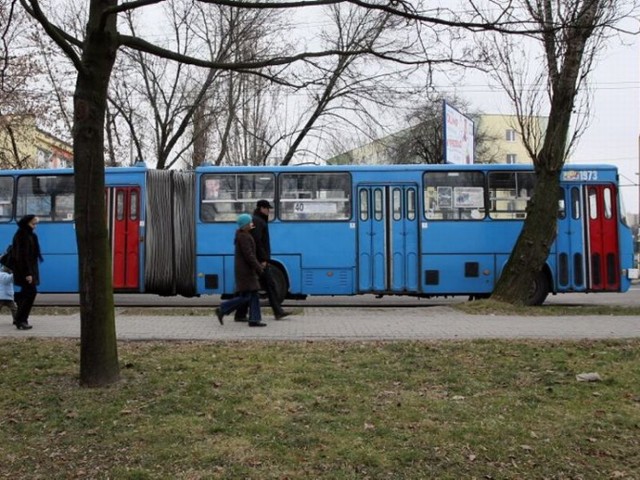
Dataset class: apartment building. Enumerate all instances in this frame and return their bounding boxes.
[0,114,73,170]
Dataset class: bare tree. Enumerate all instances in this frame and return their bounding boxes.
[0,1,47,168]
[109,2,226,169]
[30,29,75,138]
[1,0,77,169]
[279,4,417,165]
[474,0,638,305]
[207,6,289,166]
[106,1,292,169]
[214,71,281,165]
[190,99,209,167]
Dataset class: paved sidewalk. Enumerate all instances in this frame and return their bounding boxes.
[1,305,638,341]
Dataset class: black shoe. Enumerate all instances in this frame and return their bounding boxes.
[16,323,32,330]
[275,311,292,320]
[248,322,267,327]
[234,316,248,322]
[214,308,224,325]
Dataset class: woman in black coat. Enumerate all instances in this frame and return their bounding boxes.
[214,213,266,327]
[12,215,42,330]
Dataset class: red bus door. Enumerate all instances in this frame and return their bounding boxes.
[585,184,620,291]
[108,186,141,290]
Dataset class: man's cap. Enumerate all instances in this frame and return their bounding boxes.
[256,199,273,209]
[237,213,252,228]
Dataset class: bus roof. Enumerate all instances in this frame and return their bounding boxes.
[0,165,149,176]
[195,163,619,174]
[0,162,619,176]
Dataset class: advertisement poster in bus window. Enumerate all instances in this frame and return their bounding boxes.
[437,186,452,208]
[454,187,483,208]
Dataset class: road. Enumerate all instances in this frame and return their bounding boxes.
[0,285,631,341]
[35,284,640,308]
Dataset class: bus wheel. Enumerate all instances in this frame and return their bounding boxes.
[270,266,288,304]
[526,271,550,306]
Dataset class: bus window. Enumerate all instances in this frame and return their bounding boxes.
[279,172,351,221]
[603,187,612,219]
[558,187,566,219]
[116,190,125,220]
[200,173,274,222]
[373,188,383,221]
[424,171,484,220]
[359,189,369,221]
[571,187,581,219]
[588,188,598,220]
[392,188,401,221]
[0,177,13,221]
[488,171,535,220]
[55,193,74,221]
[130,190,139,221]
[16,175,75,222]
[407,189,416,220]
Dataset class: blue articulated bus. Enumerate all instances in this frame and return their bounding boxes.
[0,163,636,305]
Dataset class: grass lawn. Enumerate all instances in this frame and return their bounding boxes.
[1,338,639,479]
[456,300,640,317]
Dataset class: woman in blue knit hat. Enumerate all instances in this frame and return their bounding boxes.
[214,213,266,327]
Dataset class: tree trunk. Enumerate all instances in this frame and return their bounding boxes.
[74,1,120,387]
[491,0,600,306]
[491,169,559,305]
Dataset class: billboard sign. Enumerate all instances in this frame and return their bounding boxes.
[443,101,474,164]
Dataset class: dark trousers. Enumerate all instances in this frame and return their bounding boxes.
[15,283,37,325]
[235,266,282,319]
[220,290,261,322]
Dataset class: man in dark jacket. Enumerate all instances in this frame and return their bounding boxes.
[234,199,291,321]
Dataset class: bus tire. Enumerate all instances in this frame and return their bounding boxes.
[269,266,288,304]
[526,271,550,306]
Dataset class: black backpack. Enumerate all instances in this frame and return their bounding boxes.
[0,244,15,271]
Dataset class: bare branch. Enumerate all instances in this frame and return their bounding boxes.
[119,32,377,70]
[1,0,19,93]
[196,0,544,33]
[19,0,83,72]
[104,0,165,16]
